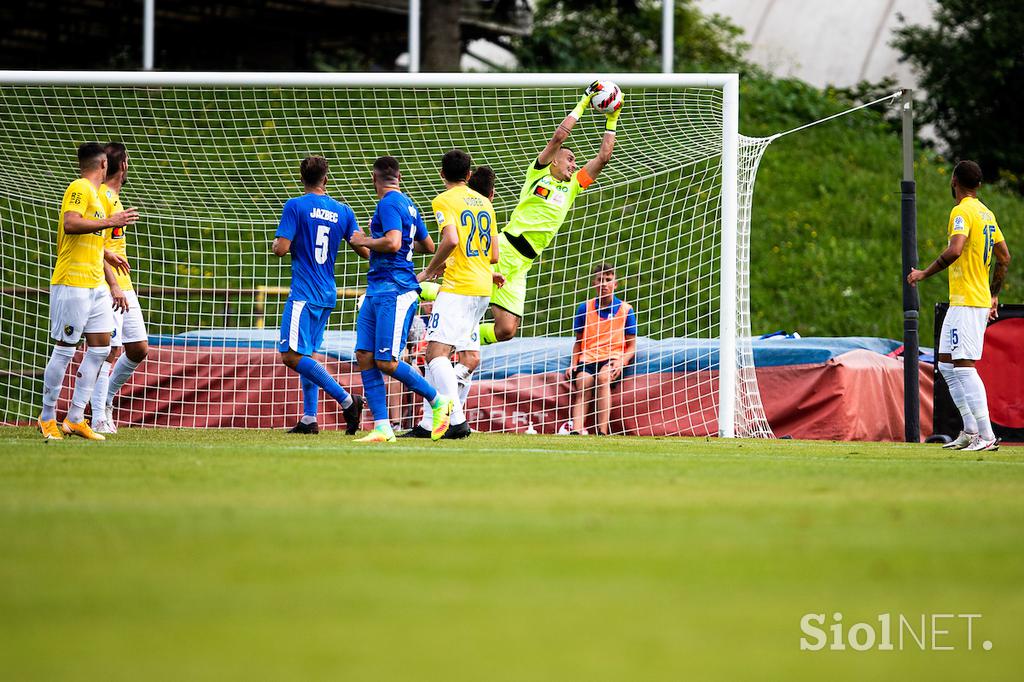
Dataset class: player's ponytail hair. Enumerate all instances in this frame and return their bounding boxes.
[300,155,329,187]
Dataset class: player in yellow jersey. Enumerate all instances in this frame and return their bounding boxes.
[908,160,1011,452]
[404,150,504,439]
[38,143,139,440]
[90,142,149,434]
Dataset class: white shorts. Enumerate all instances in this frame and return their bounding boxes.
[939,305,989,361]
[49,284,115,344]
[425,291,490,352]
[111,289,148,347]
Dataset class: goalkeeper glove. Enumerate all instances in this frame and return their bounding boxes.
[604,107,622,134]
[569,80,602,120]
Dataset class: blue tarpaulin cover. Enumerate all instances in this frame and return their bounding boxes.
[151,330,918,380]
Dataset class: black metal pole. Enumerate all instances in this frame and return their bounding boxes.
[900,89,920,442]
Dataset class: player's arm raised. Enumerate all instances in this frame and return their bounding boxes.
[537,81,601,167]
[63,206,138,235]
[907,234,966,285]
[581,107,621,182]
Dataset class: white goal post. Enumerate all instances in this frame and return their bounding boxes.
[0,71,772,438]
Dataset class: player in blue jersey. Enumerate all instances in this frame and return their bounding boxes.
[348,155,454,443]
[272,155,368,435]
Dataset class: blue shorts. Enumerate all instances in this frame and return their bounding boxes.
[572,359,623,387]
[280,300,332,356]
[356,290,420,361]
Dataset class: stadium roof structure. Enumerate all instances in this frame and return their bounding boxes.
[696,0,936,89]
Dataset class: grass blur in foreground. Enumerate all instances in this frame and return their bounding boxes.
[0,427,1021,681]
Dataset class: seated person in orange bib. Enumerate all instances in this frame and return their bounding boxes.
[564,263,637,436]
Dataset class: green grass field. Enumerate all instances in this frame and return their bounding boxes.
[1,427,1021,680]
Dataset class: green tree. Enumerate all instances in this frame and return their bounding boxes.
[893,0,1024,187]
[511,0,747,73]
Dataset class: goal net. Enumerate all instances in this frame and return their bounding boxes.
[0,72,772,438]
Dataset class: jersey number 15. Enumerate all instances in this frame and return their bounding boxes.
[982,224,996,265]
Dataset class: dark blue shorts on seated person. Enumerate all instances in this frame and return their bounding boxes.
[572,359,624,387]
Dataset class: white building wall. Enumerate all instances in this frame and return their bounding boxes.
[697,0,935,88]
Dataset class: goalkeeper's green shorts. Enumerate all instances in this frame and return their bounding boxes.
[490,233,533,319]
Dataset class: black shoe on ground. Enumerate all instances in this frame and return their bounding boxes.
[442,421,471,440]
[288,420,320,434]
[343,395,365,435]
[398,425,432,439]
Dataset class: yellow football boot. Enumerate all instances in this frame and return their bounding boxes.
[37,417,64,441]
[61,419,106,441]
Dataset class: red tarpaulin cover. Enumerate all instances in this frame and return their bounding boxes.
[40,347,933,441]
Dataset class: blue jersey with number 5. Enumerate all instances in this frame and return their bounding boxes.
[276,193,357,308]
[365,190,428,296]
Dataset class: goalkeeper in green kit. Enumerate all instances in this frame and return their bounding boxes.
[479,80,622,344]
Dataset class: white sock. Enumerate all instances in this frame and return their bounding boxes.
[954,366,994,440]
[41,345,76,421]
[341,395,353,409]
[105,355,141,407]
[91,360,112,422]
[939,362,977,433]
[428,356,464,425]
[455,363,474,410]
[67,346,110,423]
[300,415,317,425]
[418,363,434,430]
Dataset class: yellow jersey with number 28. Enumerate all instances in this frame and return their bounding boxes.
[431,184,495,297]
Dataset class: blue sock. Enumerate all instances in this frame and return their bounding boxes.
[391,360,438,402]
[295,356,352,409]
[360,368,389,421]
[301,377,318,418]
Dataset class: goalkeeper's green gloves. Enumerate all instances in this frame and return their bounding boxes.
[604,107,622,134]
[569,80,602,120]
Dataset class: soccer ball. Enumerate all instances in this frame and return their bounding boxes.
[589,81,624,115]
